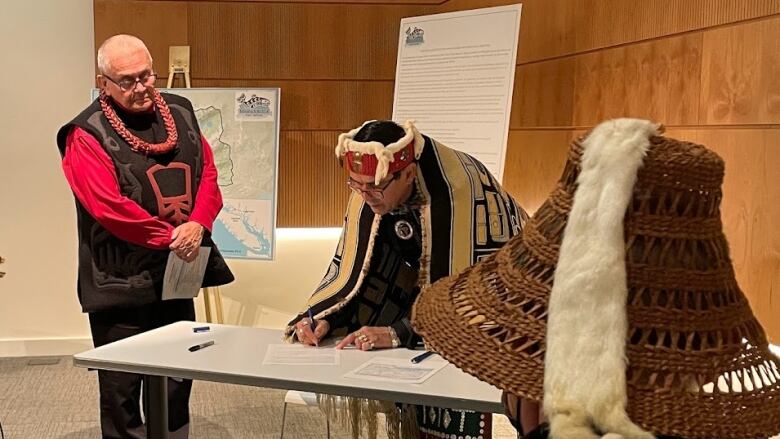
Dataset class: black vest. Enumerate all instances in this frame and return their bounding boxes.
[57,93,234,313]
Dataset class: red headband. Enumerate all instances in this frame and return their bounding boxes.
[343,142,415,177]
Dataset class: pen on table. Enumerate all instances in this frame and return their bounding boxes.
[411,351,435,364]
[307,306,318,346]
[193,326,210,333]
[188,340,215,352]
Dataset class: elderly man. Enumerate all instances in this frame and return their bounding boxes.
[286,120,528,438]
[56,35,233,438]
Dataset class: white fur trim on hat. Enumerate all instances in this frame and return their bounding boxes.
[544,118,661,439]
[335,120,425,185]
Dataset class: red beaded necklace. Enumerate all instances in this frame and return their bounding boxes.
[99,89,179,155]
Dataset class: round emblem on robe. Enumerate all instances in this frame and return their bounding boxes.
[394,219,414,240]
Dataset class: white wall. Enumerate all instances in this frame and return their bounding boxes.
[205,229,341,330]
[0,0,96,356]
[0,0,340,357]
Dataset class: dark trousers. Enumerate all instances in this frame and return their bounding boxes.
[89,299,196,439]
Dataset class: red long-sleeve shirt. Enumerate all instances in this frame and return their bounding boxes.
[62,127,223,250]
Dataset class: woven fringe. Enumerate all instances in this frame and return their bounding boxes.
[317,395,420,439]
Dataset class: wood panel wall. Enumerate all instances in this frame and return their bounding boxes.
[94,0,779,341]
[94,0,435,228]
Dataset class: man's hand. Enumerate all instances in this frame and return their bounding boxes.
[336,326,395,350]
[169,222,204,263]
[294,318,330,346]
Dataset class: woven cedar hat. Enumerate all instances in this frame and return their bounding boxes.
[335,120,424,185]
[412,119,780,439]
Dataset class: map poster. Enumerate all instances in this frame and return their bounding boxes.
[90,88,280,260]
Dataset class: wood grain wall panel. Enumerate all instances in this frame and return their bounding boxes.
[442,0,780,63]
[94,0,188,76]
[503,130,573,214]
[511,57,575,128]
[192,79,394,130]
[572,33,702,126]
[573,0,779,56]
[278,131,349,227]
[188,2,433,80]
[438,0,578,64]
[666,128,780,342]
[699,17,780,125]
[515,0,578,65]
[207,0,443,4]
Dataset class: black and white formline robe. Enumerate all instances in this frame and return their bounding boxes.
[286,134,528,342]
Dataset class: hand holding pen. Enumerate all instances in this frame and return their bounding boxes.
[294,306,330,347]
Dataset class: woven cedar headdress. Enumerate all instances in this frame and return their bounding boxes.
[412,119,780,439]
[335,120,425,185]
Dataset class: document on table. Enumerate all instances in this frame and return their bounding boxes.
[262,344,340,366]
[162,247,211,301]
[344,357,448,384]
[392,4,522,181]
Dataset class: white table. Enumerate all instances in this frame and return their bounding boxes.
[73,321,503,438]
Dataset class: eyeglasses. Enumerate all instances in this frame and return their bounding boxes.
[346,173,398,199]
[104,71,158,91]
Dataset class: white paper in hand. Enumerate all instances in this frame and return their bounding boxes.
[162,247,211,300]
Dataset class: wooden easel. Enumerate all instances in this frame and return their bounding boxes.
[166,46,191,88]
[166,45,223,324]
[202,286,225,324]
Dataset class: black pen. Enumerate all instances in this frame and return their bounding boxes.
[193,326,210,333]
[188,340,215,352]
[411,351,435,364]
[308,306,319,346]
[307,307,316,332]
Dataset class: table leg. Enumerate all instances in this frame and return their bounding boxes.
[144,375,169,439]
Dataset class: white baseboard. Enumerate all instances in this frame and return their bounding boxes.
[0,336,93,358]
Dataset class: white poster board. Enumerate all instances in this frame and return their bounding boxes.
[392,5,522,182]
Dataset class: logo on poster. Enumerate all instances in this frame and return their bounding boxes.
[236,93,272,119]
[405,26,425,46]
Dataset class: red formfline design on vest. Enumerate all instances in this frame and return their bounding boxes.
[99,89,179,155]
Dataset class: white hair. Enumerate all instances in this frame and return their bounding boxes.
[96,34,153,75]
